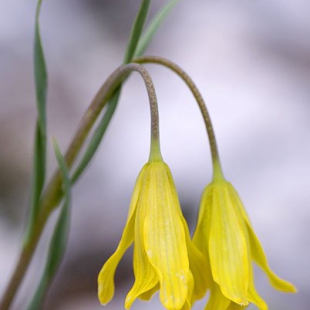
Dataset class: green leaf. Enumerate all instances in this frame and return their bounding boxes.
[134,0,182,57]
[31,124,46,210]
[34,0,47,131]
[26,140,71,310]
[25,0,48,243]
[123,0,151,63]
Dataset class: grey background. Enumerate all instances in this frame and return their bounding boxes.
[0,0,309,309]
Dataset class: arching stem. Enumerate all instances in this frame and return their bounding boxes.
[133,56,224,180]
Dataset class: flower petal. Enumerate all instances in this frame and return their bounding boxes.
[228,182,296,293]
[125,168,158,309]
[192,185,213,295]
[125,240,158,308]
[97,210,135,305]
[209,182,249,305]
[144,162,189,310]
[182,216,209,301]
[245,220,296,293]
[182,271,194,310]
[97,164,145,305]
[246,282,267,310]
[246,262,268,310]
[192,186,212,252]
[205,282,231,310]
[227,181,296,294]
[138,283,160,301]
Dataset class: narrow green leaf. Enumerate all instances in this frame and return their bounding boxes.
[31,124,46,208]
[26,140,71,310]
[71,0,152,183]
[25,0,48,243]
[34,0,47,131]
[123,0,151,63]
[134,0,181,57]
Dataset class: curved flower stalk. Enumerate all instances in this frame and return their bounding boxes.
[193,174,296,310]
[98,161,208,309]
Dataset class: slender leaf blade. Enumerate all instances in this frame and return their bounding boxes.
[33,0,48,200]
[124,0,151,63]
[34,0,47,130]
[26,140,71,310]
[25,0,48,243]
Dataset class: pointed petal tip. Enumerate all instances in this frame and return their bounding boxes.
[98,281,114,306]
[291,285,298,293]
[271,280,297,293]
[124,296,133,310]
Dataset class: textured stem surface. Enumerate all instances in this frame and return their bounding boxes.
[134,56,224,178]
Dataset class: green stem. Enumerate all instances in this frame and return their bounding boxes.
[149,137,162,162]
[133,56,224,179]
[0,210,48,310]
[0,63,160,310]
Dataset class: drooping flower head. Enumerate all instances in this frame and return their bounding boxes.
[98,161,207,309]
[193,169,296,310]
[97,64,208,309]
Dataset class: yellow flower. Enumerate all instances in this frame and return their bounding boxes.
[98,161,208,310]
[193,177,296,310]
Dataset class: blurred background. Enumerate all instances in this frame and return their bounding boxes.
[0,0,309,309]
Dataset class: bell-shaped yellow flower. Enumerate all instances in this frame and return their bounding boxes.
[193,176,296,310]
[98,161,208,310]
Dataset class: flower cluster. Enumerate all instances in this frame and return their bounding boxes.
[97,54,295,310]
[98,160,295,310]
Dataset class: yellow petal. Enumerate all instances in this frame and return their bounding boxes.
[245,220,296,293]
[138,283,160,301]
[125,168,158,309]
[227,182,296,293]
[205,281,231,310]
[97,164,145,305]
[182,216,209,301]
[125,243,158,308]
[192,185,212,252]
[144,162,189,310]
[246,283,267,310]
[192,185,213,294]
[209,182,249,305]
[182,271,194,310]
[246,262,268,310]
[97,210,135,305]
